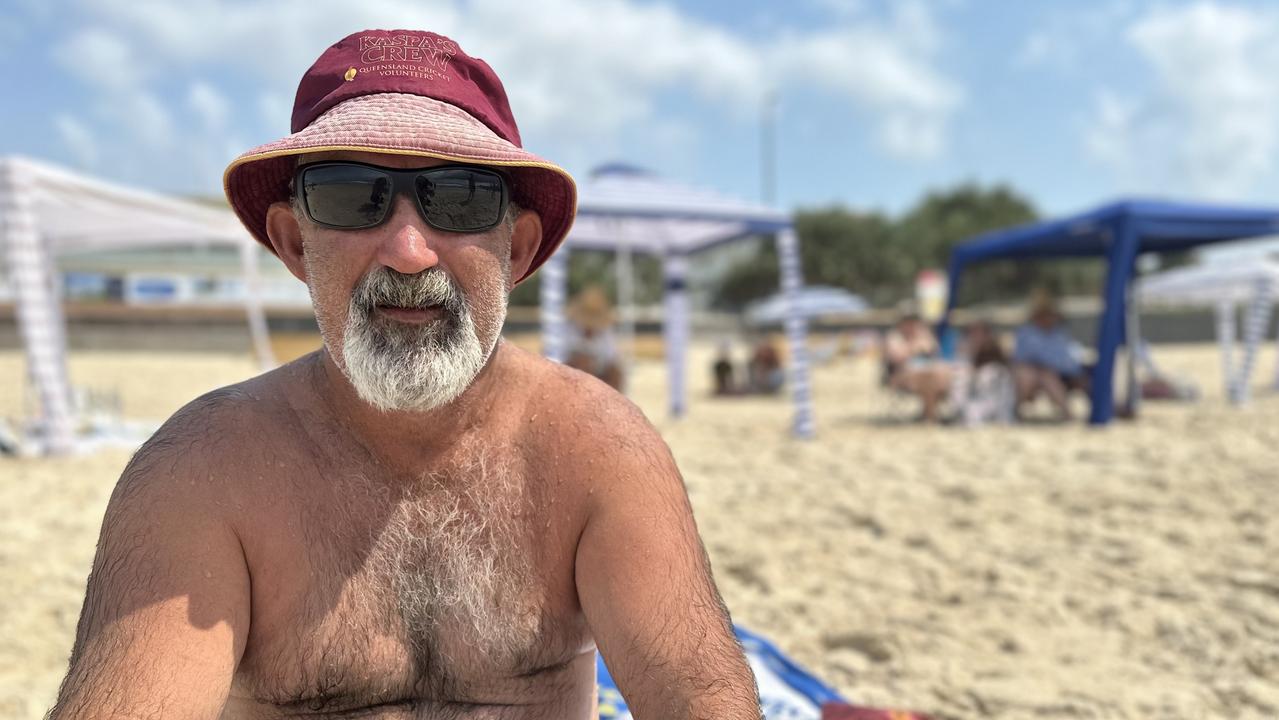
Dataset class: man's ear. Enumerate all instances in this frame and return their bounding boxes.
[508,208,543,285]
[264,201,308,283]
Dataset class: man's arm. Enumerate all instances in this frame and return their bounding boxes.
[574,407,761,720]
[48,406,251,719]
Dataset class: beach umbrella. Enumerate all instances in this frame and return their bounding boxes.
[745,286,869,325]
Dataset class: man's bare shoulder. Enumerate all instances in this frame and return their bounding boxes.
[503,343,670,472]
[504,343,647,421]
[115,354,316,508]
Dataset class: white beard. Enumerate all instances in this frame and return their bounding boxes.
[338,267,506,412]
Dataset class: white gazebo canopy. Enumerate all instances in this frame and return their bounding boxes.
[539,164,814,438]
[1137,260,1279,403]
[1,155,273,454]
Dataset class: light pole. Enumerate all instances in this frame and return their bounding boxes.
[761,88,778,205]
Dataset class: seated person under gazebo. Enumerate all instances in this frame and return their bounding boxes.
[884,314,953,423]
[949,321,1016,426]
[1012,295,1090,420]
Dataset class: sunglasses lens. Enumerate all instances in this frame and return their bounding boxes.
[416,168,505,232]
[302,165,393,228]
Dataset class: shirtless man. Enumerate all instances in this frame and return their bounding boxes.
[48,29,760,720]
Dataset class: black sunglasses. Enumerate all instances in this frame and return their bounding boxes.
[295,161,510,233]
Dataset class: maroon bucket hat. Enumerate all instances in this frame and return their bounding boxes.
[223,29,576,284]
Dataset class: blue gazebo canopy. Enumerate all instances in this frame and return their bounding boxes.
[944,199,1279,424]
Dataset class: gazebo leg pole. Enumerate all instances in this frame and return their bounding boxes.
[1125,283,1141,417]
[776,227,814,439]
[1274,307,1279,390]
[1091,218,1139,425]
[540,248,569,363]
[1236,276,1274,405]
[662,254,689,418]
[1217,299,1237,402]
[1,159,76,455]
[239,240,276,370]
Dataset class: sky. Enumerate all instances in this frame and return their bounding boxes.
[6,0,1279,219]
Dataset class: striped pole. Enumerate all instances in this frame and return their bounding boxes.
[662,253,689,418]
[1,158,76,454]
[1216,298,1239,403]
[776,227,814,439]
[539,248,569,363]
[1234,275,1275,404]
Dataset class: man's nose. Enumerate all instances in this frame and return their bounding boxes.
[374,195,441,274]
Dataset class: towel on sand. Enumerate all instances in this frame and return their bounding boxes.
[596,625,927,720]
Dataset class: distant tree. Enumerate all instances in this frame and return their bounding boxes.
[894,182,1039,270]
[663,181,1145,312]
[792,207,908,306]
[711,238,779,310]
[892,182,1114,305]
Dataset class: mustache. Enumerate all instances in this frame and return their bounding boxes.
[352,267,466,318]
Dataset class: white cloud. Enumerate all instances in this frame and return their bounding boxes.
[60,0,961,174]
[257,91,291,133]
[91,90,176,151]
[56,28,141,91]
[54,114,98,169]
[777,2,959,160]
[1083,1,1279,199]
[1016,1,1139,72]
[188,81,230,131]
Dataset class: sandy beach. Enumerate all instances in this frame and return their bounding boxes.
[2,341,1276,719]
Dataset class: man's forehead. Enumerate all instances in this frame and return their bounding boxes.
[296,150,453,168]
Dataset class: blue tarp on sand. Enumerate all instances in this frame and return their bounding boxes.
[597,625,844,719]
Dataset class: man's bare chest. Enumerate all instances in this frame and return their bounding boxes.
[225,449,595,717]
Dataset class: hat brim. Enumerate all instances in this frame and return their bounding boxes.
[223,93,576,284]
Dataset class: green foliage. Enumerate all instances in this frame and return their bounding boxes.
[711,181,1112,310]
[710,238,779,309]
[894,182,1037,269]
[794,208,908,307]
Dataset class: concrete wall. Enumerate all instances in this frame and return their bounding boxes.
[1,304,1274,354]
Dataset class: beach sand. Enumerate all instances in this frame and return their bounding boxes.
[1,342,1276,719]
